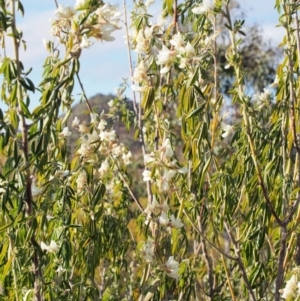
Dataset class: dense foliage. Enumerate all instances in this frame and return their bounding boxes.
[0,0,298,300]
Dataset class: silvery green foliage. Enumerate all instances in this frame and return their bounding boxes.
[0,0,299,300]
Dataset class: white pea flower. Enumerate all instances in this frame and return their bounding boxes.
[60,127,72,137]
[192,0,214,14]
[158,178,170,192]
[160,138,174,160]
[77,142,92,156]
[144,152,156,164]
[159,211,169,225]
[76,171,87,192]
[78,123,89,133]
[159,212,184,229]
[72,116,80,128]
[164,256,180,280]
[270,75,279,87]
[122,151,132,165]
[56,265,65,276]
[40,240,59,253]
[98,119,107,131]
[145,0,155,7]
[221,124,234,138]
[163,169,176,180]
[282,275,298,299]
[132,60,148,84]
[31,181,43,196]
[108,99,114,107]
[98,160,110,176]
[55,4,76,19]
[99,130,116,141]
[185,42,195,57]
[80,35,93,49]
[258,88,272,101]
[131,84,146,92]
[142,238,155,262]
[170,32,185,53]
[75,0,89,10]
[169,214,184,228]
[142,170,152,182]
[178,167,188,174]
[157,45,176,74]
[145,196,169,215]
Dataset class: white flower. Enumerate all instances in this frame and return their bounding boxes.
[282,275,298,299]
[108,99,114,107]
[135,27,154,53]
[158,178,170,192]
[132,60,148,84]
[76,171,87,192]
[142,170,152,182]
[145,196,169,215]
[160,138,174,160]
[60,127,72,137]
[159,212,184,228]
[75,0,89,10]
[270,75,279,87]
[98,119,107,131]
[31,183,43,196]
[78,123,89,133]
[163,169,176,180]
[55,4,76,19]
[165,256,180,279]
[178,167,188,174]
[160,65,171,74]
[98,160,110,176]
[259,88,272,101]
[142,238,155,262]
[169,215,184,228]
[131,84,146,92]
[157,45,175,65]
[222,124,234,138]
[159,211,169,225]
[80,35,93,49]
[145,0,155,7]
[144,152,155,164]
[185,42,195,57]
[99,130,116,141]
[72,116,80,128]
[56,265,65,276]
[192,0,214,14]
[40,240,59,253]
[122,151,132,165]
[77,142,92,156]
[170,32,185,52]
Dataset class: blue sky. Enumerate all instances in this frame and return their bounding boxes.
[4,0,284,109]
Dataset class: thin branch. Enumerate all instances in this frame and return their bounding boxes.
[122,0,152,203]
[183,209,237,261]
[224,223,257,301]
[76,73,92,113]
[111,155,144,213]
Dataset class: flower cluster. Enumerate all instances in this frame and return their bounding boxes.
[145,196,184,229]
[50,2,121,57]
[142,137,188,192]
[281,274,300,300]
[157,32,196,74]
[72,112,132,193]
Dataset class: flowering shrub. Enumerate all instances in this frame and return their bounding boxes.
[0,0,299,300]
